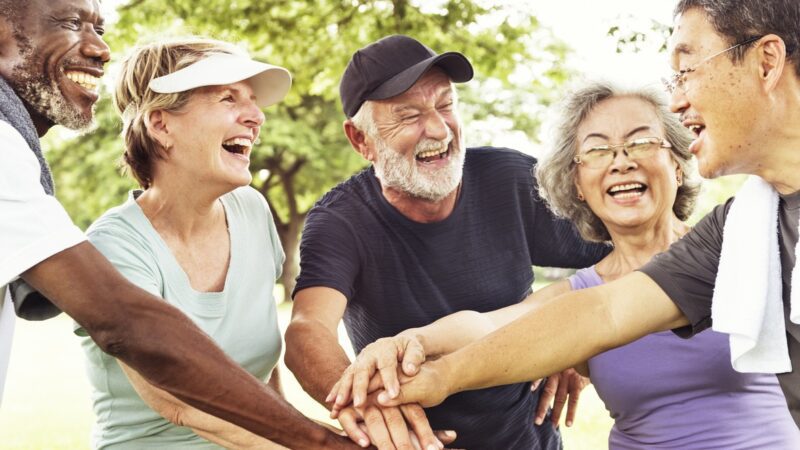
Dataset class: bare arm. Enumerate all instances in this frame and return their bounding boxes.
[120,362,289,450]
[380,272,687,407]
[329,280,573,410]
[285,287,450,450]
[22,242,355,449]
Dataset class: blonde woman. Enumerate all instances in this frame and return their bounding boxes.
[77,39,352,449]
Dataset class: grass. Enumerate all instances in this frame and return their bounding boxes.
[0,302,612,449]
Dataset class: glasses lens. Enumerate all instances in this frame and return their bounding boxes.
[579,147,614,169]
[626,138,661,159]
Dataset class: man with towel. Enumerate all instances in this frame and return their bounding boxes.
[0,1,358,447]
[369,0,800,428]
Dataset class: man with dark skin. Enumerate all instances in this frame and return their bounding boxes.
[0,1,358,447]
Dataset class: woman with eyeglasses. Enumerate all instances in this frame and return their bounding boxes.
[327,81,800,449]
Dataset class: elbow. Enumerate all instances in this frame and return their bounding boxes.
[283,320,306,376]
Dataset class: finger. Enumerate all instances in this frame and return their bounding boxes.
[367,371,386,393]
[400,403,443,450]
[434,430,457,445]
[401,338,426,376]
[363,405,398,450]
[338,409,371,448]
[377,354,401,400]
[353,362,373,408]
[335,370,356,411]
[535,376,558,426]
[565,381,583,427]
[381,406,414,450]
[551,374,570,427]
[530,379,542,392]
[326,379,340,404]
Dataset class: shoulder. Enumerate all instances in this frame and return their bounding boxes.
[465,146,535,167]
[0,120,29,149]
[224,186,270,216]
[0,121,39,180]
[86,197,155,257]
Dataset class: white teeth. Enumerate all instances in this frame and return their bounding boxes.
[608,183,644,193]
[416,148,447,159]
[222,137,252,148]
[65,70,99,91]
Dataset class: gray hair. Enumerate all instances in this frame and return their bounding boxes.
[536,80,701,243]
[675,0,800,77]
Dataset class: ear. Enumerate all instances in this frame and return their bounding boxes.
[144,110,172,152]
[343,120,375,162]
[756,34,787,93]
[574,178,585,201]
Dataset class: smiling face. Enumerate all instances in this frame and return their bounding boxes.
[155,81,264,192]
[0,0,110,133]
[368,69,465,201]
[575,96,681,234]
[667,8,765,178]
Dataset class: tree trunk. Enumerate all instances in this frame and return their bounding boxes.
[277,218,302,304]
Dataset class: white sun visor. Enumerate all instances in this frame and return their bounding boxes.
[148,53,292,108]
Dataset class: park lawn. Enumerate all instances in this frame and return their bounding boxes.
[0,303,612,449]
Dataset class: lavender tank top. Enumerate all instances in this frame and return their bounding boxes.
[570,266,800,449]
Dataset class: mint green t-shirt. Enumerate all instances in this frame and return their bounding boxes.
[77,186,284,449]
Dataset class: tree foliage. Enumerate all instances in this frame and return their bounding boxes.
[48,0,573,299]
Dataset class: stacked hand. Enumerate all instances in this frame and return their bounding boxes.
[325,335,455,449]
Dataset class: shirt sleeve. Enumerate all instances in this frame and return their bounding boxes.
[638,200,732,337]
[0,121,86,314]
[292,207,361,300]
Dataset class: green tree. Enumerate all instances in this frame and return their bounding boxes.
[48,0,572,300]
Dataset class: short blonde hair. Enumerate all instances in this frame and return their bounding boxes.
[114,37,244,188]
[536,80,701,242]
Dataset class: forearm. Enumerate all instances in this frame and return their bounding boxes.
[285,318,352,405]
[402,310,497,356]
[23,243,347,448]
[121,362,287,450]
[442,273,685,394]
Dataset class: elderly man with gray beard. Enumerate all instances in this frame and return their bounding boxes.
[284,34,608,450]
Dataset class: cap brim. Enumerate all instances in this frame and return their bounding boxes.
[366,52,473,101]
[148,53,292,108]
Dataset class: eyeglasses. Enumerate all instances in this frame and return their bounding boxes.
[573,137,672,169]
[662,35,762,94]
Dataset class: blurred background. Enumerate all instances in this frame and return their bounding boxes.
[0,0,745,448]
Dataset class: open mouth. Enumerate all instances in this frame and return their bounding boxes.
[607,182,647,199]
[222,137,252,157]
[64,70,100,92]
[687,124,705,138]
[415,144,450,163]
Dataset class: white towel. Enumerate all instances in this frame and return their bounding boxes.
[712,175,799,373]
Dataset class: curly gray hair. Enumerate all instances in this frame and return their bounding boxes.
[536,80,701,243]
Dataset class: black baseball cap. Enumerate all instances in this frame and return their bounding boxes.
[340,35,474,118]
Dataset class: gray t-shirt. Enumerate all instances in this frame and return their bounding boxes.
[640,193,800,426]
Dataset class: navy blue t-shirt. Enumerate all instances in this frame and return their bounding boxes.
[295,147,608,448]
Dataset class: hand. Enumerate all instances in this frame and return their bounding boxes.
[328,335,427,415]
[336,398,454,450]
[533,368,589,427]
[376,359,452,409]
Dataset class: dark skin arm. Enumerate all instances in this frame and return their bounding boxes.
[21,242,358,449]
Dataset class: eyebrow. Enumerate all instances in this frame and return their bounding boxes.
[581,126,654,144]
[56,6,105,26]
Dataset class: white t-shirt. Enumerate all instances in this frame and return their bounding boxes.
[0,120,86,404]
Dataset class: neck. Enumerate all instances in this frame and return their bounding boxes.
[598,214,689,281]
[136,177,227,240]
[751,83,800,194]
[381,184,460,223]
[22,101,53,138]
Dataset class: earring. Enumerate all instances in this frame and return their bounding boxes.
[676,172,683,186]
[577,192,585,201]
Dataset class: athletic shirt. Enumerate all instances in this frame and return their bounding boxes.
[570,266,800,449]
[77,186,284,449]
[295,147,609,449]
[641,193,800,426]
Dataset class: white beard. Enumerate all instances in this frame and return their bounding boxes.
[372,129,464,202]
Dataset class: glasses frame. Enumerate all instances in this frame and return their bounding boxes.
[662,35,762,94]
[573,137,672,169]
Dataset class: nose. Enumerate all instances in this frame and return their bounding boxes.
[422,110,449,141]
[241,97,266,128]
[80,27,111,64]
[668,86,689,115]
[609,149,637,174]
